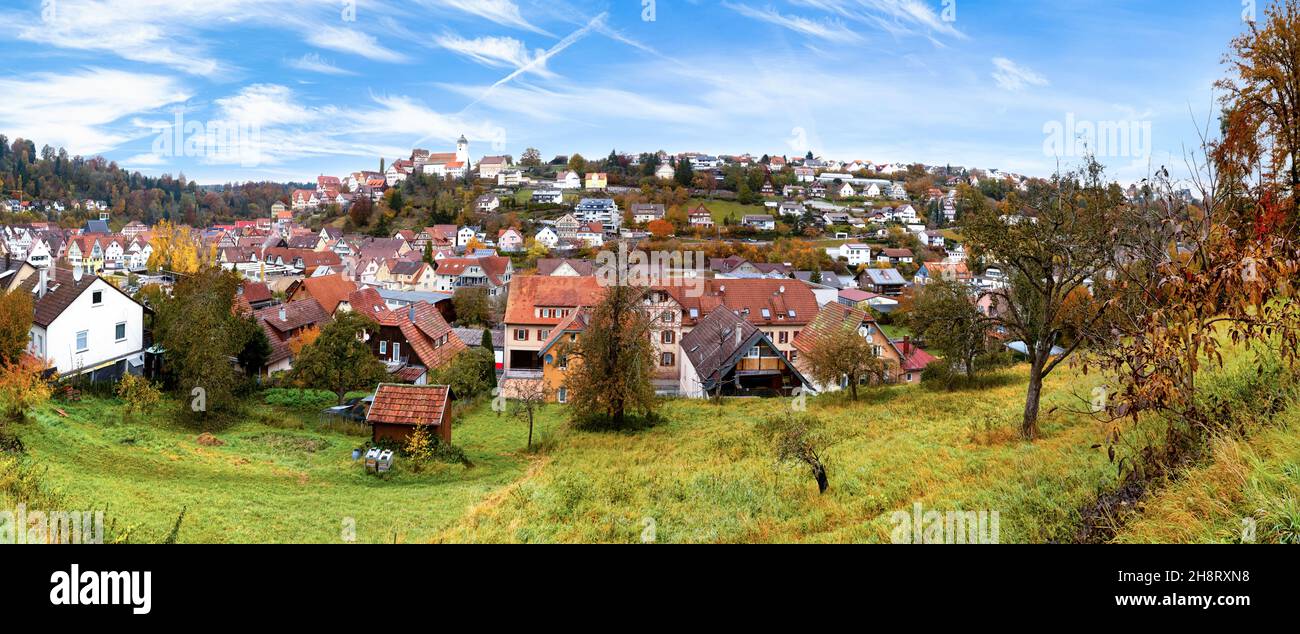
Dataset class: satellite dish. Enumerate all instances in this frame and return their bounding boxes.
[72,264,83,282]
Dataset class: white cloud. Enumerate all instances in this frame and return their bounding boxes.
[304,24,409,64]
[420,0,551,35]
[992,57,1050,91]
[0,68,191,154]
[434,33,554,77]
[723,2,864,44]
[789,0,964,41]
[287,53,356,76]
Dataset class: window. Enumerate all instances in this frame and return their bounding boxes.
[745,347,760,359]
[538,330,550,341]
[779,331,788,344]
[906,373,914,382]
[514,329,528,341]
[661,331,675,344]
[661,352,675,367]
[380,341,387,355]
[392,342,401,360]
[662,311,674,323]
[557,388,568,403]
[91,291,103,306]
[689,308,699,319]
[75,330,88,352]
[115,322,126,342]
[789,350,798,362]
[761,308,771,319]
[541,308,551,318]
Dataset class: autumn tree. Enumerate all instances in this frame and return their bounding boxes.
[756,413,833,494]
[959,157,1123,439]
[116,372,162,422]
[520,147,542,167]
[291,311,389,404]
[908,278,990,380]
[1216,0,1300,230]
[0,356,50,423]
[0,288,33,365]
[647,218,674,238]
[432,347,496,400]
[452,287,491,326]
[561,284,655,428]
[147,220,209,274]
[154,267,250,426]
[801,320,895,401]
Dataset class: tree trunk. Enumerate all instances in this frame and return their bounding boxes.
[527,412,534,450]
[849,380,858,402]
[811,461,829,494]
[1021,355,1046,440]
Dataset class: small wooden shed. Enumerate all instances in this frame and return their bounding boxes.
[365,384,453,445]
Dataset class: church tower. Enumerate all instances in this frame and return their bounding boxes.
[456,134,469,166]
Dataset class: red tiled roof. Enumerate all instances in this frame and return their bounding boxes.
[347,286,388,317]
[792,302,874,355]
[366,384,450,428]
[504,275,603,325]
[241,281,273,304]
[663,278,819,326]
[377,302,466,370]
[292,274,357,314]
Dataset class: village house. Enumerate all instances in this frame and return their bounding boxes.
[475,194,501,213]
[497,228,524,252]
[531,189,564,205]
[557,171,582,190]
[368,302,467,385]
[836,243,873,267]
[253,299,332,376]
[679,305,811,398]
[21,266,148,381]
[631,203,665,224]
[859,268,908,296]
[878,248,915,265]
[502,275,603,378]
[688,205,715,228]
[477,155,509,180]
[534,226,560,249]
[741,215,776,231]
[792,303,932,388]
[432,256,513,296]
[913,261,973,286]
[584,172,608,190]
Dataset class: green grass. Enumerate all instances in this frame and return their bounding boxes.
[8,349,1289,543]
[1112,409,1300,544]
[438,365,1127,543]
[689,198,770,224]
[6,398,560,543]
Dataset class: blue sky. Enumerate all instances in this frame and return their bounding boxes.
[0,0,1262,185]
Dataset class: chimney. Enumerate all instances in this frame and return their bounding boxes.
[408,303,417,322]
[37,267,48,299]
[903,335,911,353]
[279,306,287,322]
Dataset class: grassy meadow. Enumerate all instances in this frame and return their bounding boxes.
[3,350,1294,543]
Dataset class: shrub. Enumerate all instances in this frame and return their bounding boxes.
[263,388,338,411]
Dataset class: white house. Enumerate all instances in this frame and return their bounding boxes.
[534,226,560,249]
[836,243,872,267]
[26,268,146,380]
[457,226,478,248]
[557,171,582,190]
[655,164,676,181]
